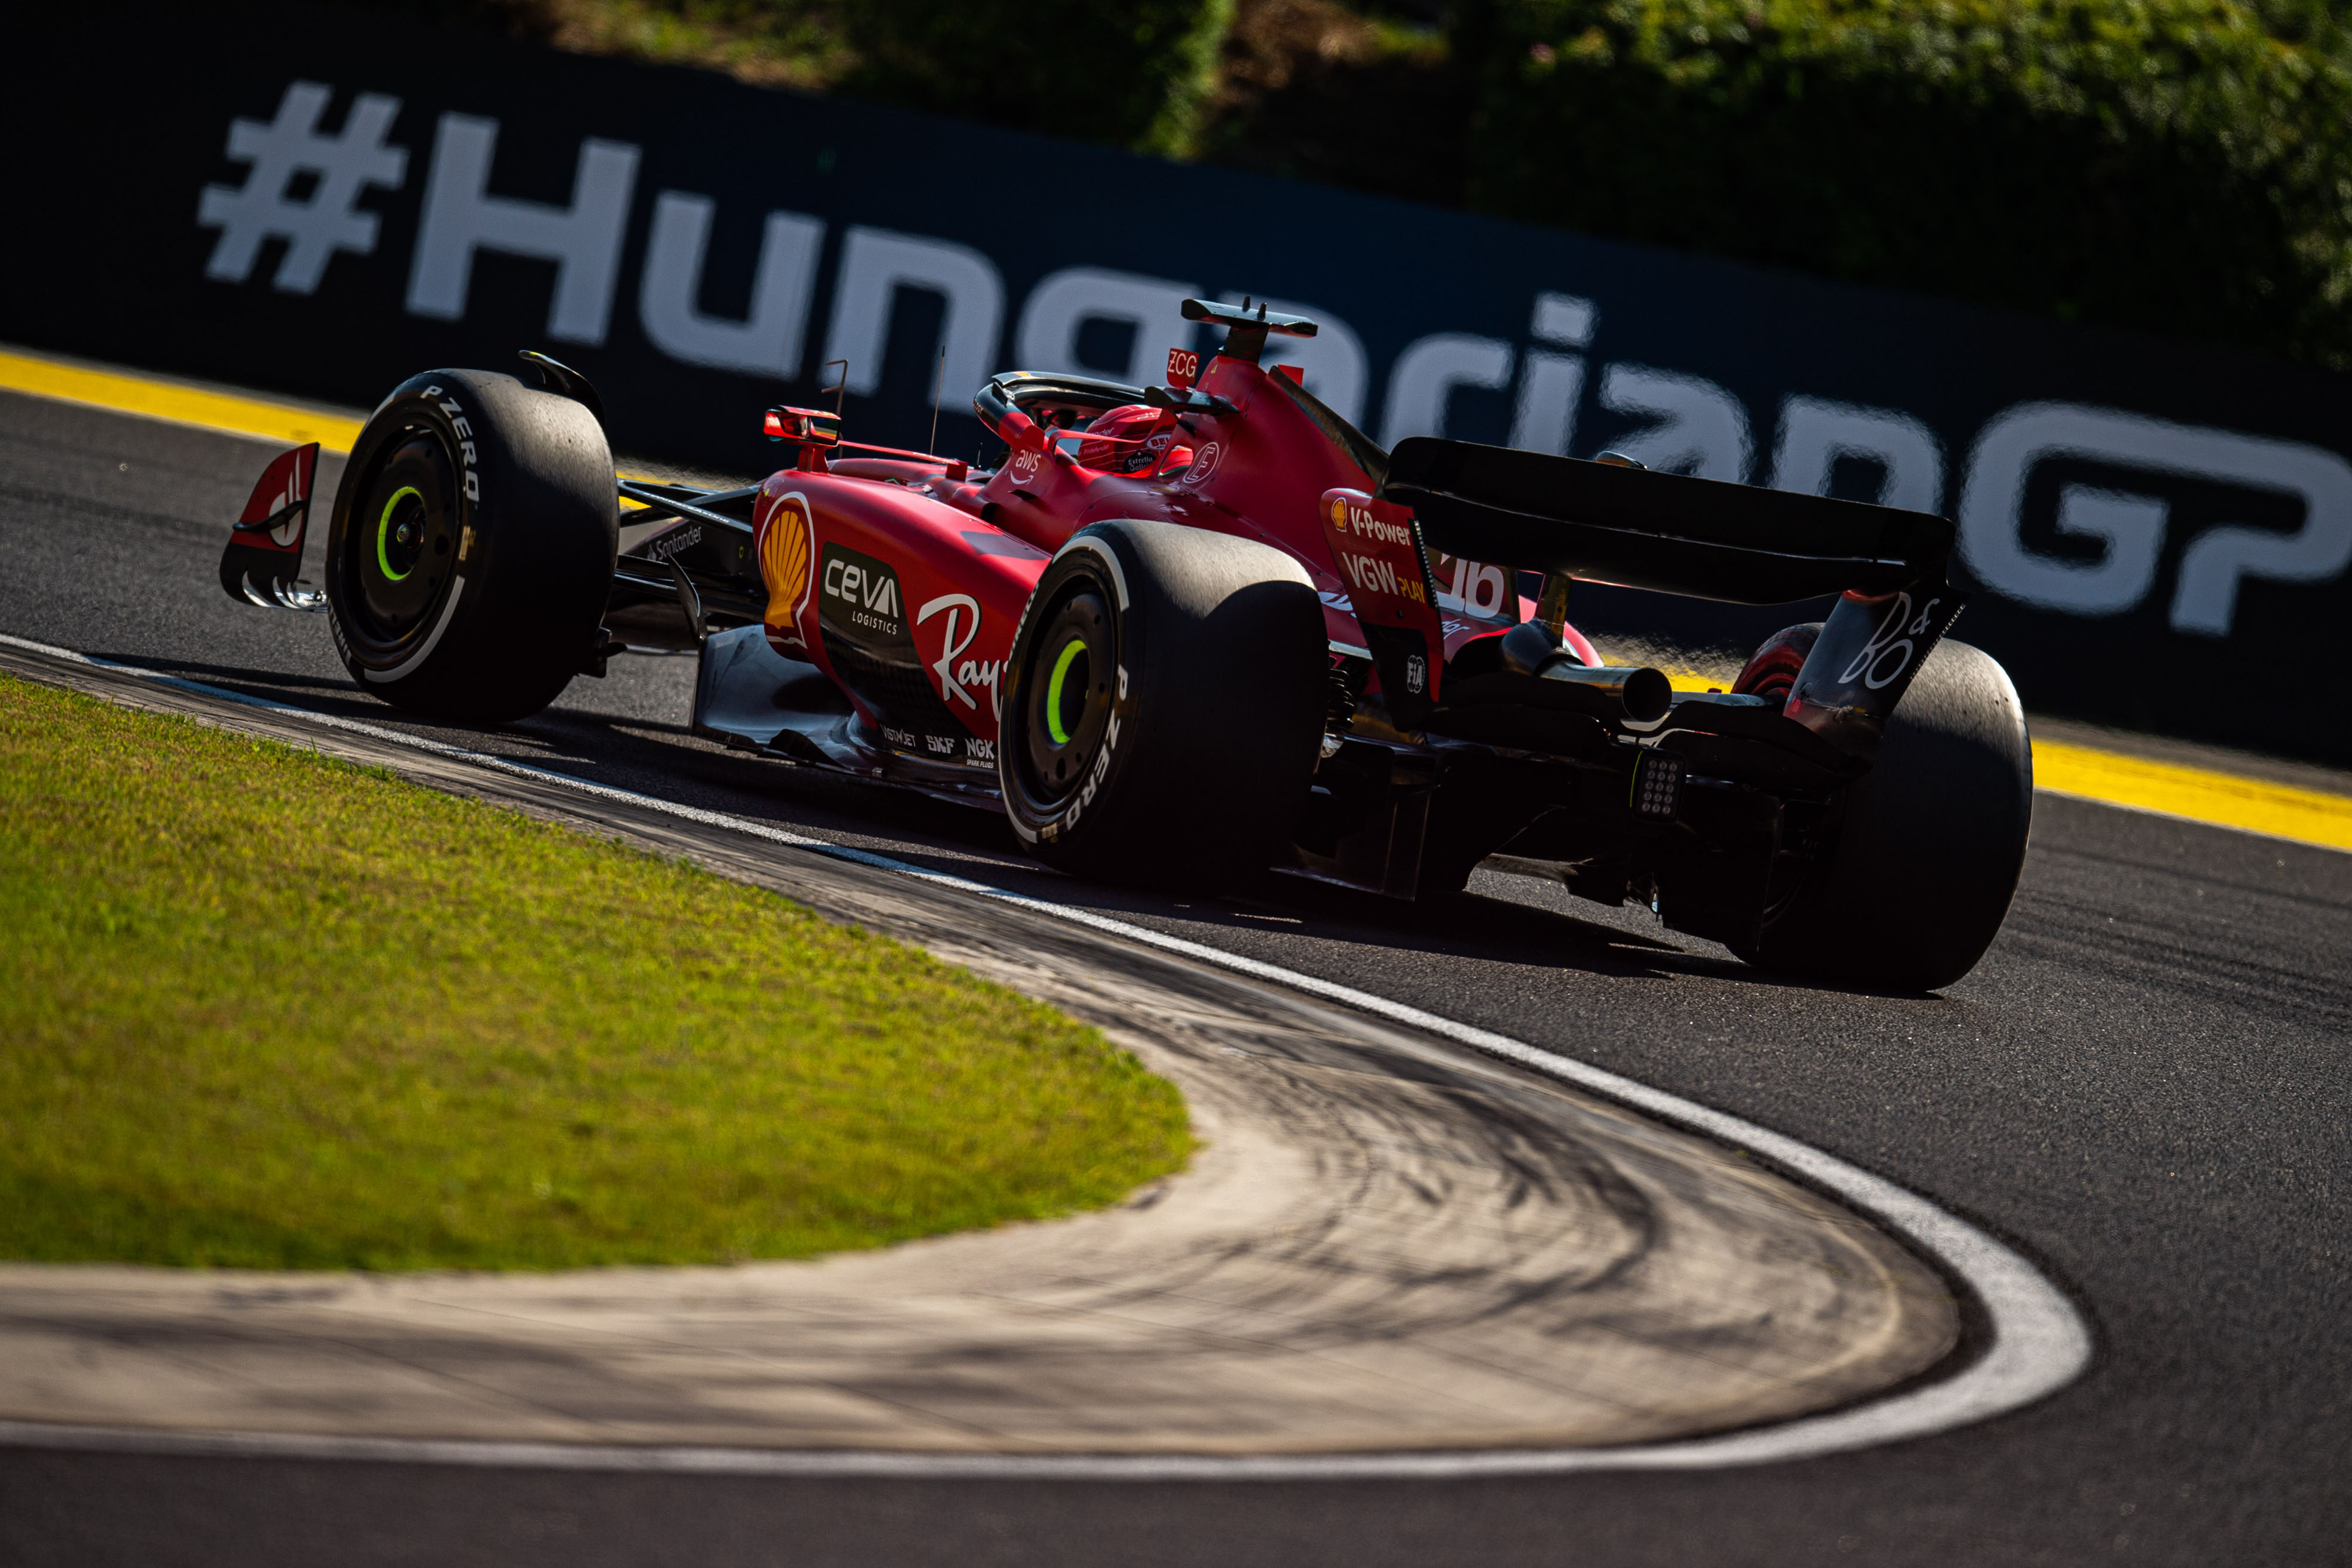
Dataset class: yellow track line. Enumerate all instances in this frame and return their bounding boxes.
[2033,741,2351,853]
[6,345,2347,853]
[1650,665,2350,852]
[0,349,365,453]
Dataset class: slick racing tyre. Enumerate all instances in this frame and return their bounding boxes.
[1732,621,1822,703]
[1736,629,2032,991]
[325,369,615,723]
[999,519,1327,885]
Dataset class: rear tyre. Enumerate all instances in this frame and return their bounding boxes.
[1740,638,2033,991]
[1733,622,1822,703]
[326,369,615,723]
[999,519,1327,885]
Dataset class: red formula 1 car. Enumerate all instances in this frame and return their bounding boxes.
[220,303,2031,988]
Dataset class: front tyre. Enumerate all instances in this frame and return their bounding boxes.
[326,369,615,723]
[1742,638,2033,991]
[999,520,1327,885]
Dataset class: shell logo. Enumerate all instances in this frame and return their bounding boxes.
[1328,495,1347,527]
[760,490,814,644]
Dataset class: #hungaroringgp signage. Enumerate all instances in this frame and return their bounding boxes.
[8,0,2351,761]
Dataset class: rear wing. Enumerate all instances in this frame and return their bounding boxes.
[1369,439,1966,760]
[1381,438,1951,604]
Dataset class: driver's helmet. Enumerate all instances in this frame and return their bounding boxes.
[1075,404,1174,473]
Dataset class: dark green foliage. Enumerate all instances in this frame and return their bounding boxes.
[1459,0,2352,365]
[841,0,1238,154]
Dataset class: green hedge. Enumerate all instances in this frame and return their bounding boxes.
[841,0,1238,156]
[1462,0,2352,366]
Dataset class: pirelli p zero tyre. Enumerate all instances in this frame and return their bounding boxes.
[999,519,1327,885]
[325,369,615,723]
[1741,636,2033,991]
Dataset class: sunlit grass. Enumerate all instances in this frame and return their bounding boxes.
[0,674,1191,1270]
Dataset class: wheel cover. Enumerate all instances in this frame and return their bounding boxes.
[1014,589,1115,813]
[345,431,462,656]
[1044,635,1088,745]
[375,486,425,583]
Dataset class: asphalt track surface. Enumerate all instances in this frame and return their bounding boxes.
[1,389,2348,1564]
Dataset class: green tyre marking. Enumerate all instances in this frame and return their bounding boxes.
[1045,636,1087,746]
[375,486,422,583]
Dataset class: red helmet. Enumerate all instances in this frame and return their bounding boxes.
[1076,404,1174,473]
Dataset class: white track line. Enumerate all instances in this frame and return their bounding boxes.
[0,632,2093,1478]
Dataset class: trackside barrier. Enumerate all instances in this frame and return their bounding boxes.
[7,0,2352,761]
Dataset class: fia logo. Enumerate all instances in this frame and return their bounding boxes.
[1405,653,1428,695]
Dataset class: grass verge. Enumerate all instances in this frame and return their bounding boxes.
[0,674,1191,1270]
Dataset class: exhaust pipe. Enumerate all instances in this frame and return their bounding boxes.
[1537,655,1675,731]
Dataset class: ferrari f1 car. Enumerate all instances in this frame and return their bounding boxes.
[220,303,2031,988]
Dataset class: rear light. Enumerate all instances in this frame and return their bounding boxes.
[1629,749,1686,820]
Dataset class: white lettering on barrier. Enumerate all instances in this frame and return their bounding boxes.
[1957,402,2352,636]
[1769,395,1944,514]
[1381,333,1515,445]
[1597,365,1753,483]
[639,193,824,378]
[1016,268,1198,392]
[821,229,1005,407]
[406,113,639,345]
[1508,293,1596,457]
[199,82,408,295]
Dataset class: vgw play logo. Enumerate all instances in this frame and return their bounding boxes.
[198,81,2352,640]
